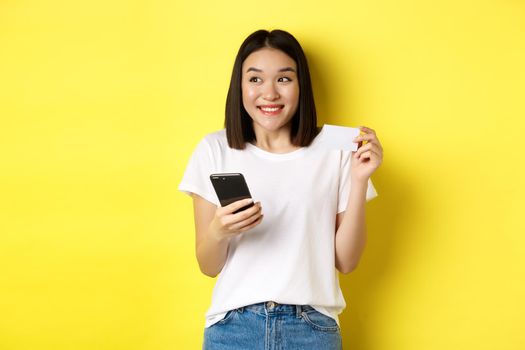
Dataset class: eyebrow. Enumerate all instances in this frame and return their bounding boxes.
[246,67,296,73]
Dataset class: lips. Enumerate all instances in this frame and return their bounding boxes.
[257,104,284,116]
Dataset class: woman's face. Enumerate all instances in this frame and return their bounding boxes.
[241,48,300,135]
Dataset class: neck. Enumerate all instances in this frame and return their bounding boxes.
[252,124,299,154]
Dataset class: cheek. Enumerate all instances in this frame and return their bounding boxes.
[243,86,257,100]
[240,87,252,112]
[286,85,300,106]
[242,87,258,109]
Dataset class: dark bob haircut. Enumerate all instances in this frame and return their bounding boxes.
[225,29,318,149]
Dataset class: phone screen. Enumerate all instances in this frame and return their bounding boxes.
[210,173,253,212]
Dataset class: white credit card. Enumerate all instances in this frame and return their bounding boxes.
[318,124,360,151]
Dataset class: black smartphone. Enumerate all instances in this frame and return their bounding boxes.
[210,173,254,214]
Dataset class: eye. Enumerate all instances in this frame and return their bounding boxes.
[249,77,261,83]
[278,77,292,82]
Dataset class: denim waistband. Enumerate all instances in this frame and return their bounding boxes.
[236,301,315,318]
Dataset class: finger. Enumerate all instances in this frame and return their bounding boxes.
[357,149,382,163]
[358,126,376,135]
[230,202,261,221]
[354,133,382,150]
[357,148,381,160]
[354,142,380,157]
[356,137,378,152]
[222,202,261,227]
[230,211,263,232]
[238,214,264,233]
[366,142,383,155]
[354,133,378,143]
[219,202,260,227]
[222,198,255,214]
[357,150,374,161]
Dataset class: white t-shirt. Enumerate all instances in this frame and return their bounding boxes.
[178,128,378,328]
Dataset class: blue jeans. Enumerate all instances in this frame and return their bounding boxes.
[203,301,342,349]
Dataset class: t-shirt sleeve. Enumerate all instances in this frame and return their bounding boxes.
[178,138,220,206]
[337,150,379,213]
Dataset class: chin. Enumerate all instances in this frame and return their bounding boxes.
[257,119,287,131]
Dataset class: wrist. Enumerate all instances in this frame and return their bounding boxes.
[207,225,229,245]
[351,176,369,188]
[349,178,368,198]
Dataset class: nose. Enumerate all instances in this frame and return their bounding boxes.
[262,82,280,100]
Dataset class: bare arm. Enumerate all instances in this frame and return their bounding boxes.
[192,194,263,277]
[335,126,383,274]
[334,180,368,274]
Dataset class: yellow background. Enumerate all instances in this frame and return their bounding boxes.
[1,0,524,349]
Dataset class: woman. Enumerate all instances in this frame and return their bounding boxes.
[179,29,383,349]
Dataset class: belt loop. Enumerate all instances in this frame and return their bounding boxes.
[296,304,303,318]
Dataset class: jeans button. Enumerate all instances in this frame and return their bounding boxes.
[267,301,275,309]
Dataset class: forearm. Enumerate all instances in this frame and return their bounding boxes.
[335,179,368,274]
[196,228,231,278]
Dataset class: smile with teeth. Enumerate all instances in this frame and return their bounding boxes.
[258,105,284,115]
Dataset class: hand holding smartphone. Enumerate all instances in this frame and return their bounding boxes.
[208,173,263,240]
[210,173,255,214]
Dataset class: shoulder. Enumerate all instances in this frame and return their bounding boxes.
[202,129,227,146]
[192,129,228,156]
